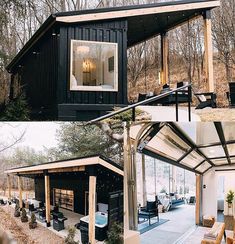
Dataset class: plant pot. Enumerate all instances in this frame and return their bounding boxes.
[14,211,20,217]
[21,217,28,223]
[29,222,37,229]
[228,203,232,208]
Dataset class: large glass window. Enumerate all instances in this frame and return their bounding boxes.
[54,188,74,211]
[70,40,118,91]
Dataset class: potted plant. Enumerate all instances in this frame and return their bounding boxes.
[105,222,123,244]
[29,213,37,229]
[14,203,20,217]
[64,226,79,244]
[21,208,28,222]
[226,190,235,210]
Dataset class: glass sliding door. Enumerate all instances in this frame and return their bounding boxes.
[54,188,74,211]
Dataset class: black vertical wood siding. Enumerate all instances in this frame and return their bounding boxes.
[12,30,59,119]
[57,20,128,107]
[34,165,123,215]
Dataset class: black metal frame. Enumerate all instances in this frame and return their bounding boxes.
[88,84,192,123]
[136,122,235,175]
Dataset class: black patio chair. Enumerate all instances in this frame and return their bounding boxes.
[39,201,44,209]
[0,199,6,205]
[194,92,217,109]
[38,208,46,220]
[29,203,36,213]
[227,82,235,107]
[189,196,196,204]
[138,201,159,226]
[138,93,147,102]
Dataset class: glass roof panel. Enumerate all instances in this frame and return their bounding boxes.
[211,158,228,166]
[227,144,235,156]
[181,151,204,168]
[231,157,235,164]
[200,145,226,158]
[196,123,220,146]
[147,125,191,161]
[177,122,197,143]
[222,122,235,141]
[195,161,211,173]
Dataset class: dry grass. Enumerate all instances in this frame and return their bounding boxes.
[0,205,64,244]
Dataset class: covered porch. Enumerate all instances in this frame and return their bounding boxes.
[124,122,235,243]
[5,155,123,244]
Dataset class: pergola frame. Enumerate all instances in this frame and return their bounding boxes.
[136,122,235,174]
[125,121,235,230]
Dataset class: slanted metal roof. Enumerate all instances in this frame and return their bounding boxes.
[5,155,123,176]
[131,122,235,175]
[7,0,220,72]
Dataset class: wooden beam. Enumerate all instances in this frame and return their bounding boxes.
[7,175,11,200]
[18,176,23,209]
[204,10,214,92]
[6,156,123,177]
[45,174,51,227]
[141,154,147,206]
[88,175,96,244]
[161,32,169,85]
[195,174,202,225]
[48,166,85,173]
[56,1,220,23]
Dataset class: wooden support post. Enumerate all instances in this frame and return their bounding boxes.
[161,32,169,85]
[45,174,51,227]
[203,10,214,92]
[124,122,130,230]
[131,148,138,230]
[7,175,11,200]
[18,176,23,209]
[142,154,147,206]
[196,174,202,225]
[88,175,96,244]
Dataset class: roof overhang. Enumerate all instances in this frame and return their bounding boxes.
[131,122,235,175]
[56,0,220,24]
[7,0,220,72]
[5,155,124,177]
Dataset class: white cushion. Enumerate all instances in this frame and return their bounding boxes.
[198,95,207,102]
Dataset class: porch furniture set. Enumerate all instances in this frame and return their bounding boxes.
[137,81,235,109]
[11,197,68,231]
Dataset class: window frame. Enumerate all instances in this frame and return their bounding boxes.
[70,39,119,92]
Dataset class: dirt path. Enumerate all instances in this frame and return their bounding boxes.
[0,205,64,244]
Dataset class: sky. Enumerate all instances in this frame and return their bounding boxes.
[0,122,61,152]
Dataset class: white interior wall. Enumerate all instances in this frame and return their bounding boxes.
[202,168,217,218]
[202,167,235,219]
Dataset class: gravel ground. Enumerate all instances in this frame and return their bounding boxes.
[0,205,64,244]
[195,108,235,121]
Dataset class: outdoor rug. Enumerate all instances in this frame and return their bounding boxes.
[138,218,169,234]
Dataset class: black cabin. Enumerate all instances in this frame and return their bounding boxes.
[6,0,220,120]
